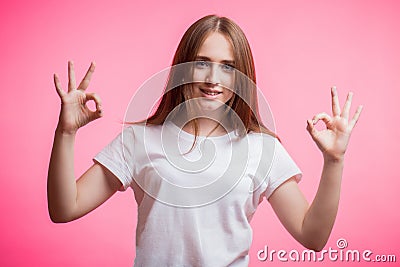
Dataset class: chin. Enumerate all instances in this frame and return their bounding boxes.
[197,98,226,112]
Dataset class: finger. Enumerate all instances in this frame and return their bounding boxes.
[349,105,363,130]
[78,61,96,91]
[68,61,76,92]
[53,73,65,98]
[306,119,317,138]
[341,91,353,119]
[85,92,103,114]
[89,111,103,121]
[307,113,333,138]
[312,112,332,126]
[331,86,341,116]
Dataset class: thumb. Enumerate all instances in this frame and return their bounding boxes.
[88,107,103,121]
[306,119,318,139]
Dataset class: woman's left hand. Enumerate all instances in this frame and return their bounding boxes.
[306,87,363,161]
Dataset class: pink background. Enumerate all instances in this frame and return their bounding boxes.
[1,0,399,266]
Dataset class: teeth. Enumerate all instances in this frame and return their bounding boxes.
[201,89,221,96]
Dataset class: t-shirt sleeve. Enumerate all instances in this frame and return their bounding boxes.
[263,139,302,200]
[93,126,135,191]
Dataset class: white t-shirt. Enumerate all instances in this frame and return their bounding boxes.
[94,122,302,267]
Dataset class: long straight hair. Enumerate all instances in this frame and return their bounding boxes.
[144,15,278,140]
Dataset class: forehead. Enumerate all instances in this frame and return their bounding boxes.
[197,32,234,62]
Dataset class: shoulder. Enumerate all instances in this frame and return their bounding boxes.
[245,132,296,167]
[120,122,167,145]
[245,131,279,150]
[123,122,164,134]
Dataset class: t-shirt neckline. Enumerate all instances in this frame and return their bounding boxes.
[165,121,237,141]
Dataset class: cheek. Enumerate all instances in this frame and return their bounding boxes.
[221,75,235,100]
[223,89,234,102]
[221,73,235,90]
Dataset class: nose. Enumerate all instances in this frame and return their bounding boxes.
[205,63,220,85]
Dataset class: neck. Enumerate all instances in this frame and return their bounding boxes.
[183,118,228,137]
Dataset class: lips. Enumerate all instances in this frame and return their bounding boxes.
[200,88,222,96]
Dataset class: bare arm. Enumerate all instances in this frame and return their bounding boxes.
[269,87,363,251]
[47,61,122,223]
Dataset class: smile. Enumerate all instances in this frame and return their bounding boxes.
[200,88,222,96]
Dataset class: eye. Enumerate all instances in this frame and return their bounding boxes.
[221,64,234,72]
[195,60,210,69]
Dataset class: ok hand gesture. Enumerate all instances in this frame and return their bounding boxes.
[54,61,103,135]
[306,87,363,161]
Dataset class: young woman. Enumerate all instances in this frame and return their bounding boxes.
[48,15,363,266]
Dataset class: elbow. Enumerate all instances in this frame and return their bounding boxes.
[298,228,331,252]
[49,214,70,224]
[302,239,328,252]
[48,206,75,223]
[305,244,325,253]
[49,212,71,223]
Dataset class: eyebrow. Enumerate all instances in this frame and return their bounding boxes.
[195,56,235,65]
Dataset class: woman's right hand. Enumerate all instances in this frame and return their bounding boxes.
[54,61,103,135]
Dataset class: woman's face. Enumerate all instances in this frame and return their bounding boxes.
[191,32,235,111]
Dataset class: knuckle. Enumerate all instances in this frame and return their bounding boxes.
[91,93,99,100]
